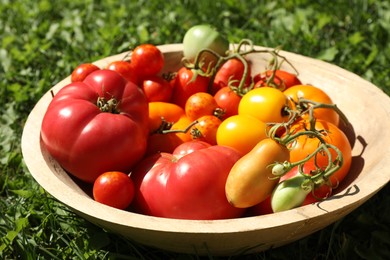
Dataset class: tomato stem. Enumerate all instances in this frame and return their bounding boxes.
[297,98,350,126]
[159,120,198,134]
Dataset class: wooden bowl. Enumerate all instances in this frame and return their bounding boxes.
[21,44,390,256]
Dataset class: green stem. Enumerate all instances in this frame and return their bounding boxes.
[159,120,198,134]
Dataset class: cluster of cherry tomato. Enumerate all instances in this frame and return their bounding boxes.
[44,25,353,220]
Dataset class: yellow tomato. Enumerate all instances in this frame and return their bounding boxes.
[238,87,290,123]
[216,114,268,155]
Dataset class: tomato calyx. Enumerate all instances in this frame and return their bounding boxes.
[97,96,120,114]
[152,118,174,133]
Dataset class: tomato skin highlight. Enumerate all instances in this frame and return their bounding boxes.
[225,138,290,208]
[93,171,135,210]
[132,144,245,220]
[41,69,149,183]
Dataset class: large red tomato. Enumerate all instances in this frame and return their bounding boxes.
[41,69,149,183]
[131,143,245,220]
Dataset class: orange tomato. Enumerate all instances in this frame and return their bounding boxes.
[283,84,340,126]
[238,87,290,123]
[148,102,185,133]
[146,116,194,156]
[190,115,222,145]
[216,114,268,155]
[170,116,194,142]
[287,119,352,187]
[185,92,220,121]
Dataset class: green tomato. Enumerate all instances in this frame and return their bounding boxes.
[182,24,229,64]
[271,175,312,213]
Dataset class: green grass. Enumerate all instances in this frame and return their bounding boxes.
[1,0,389,259]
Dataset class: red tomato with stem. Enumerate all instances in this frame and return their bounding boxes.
[93,171,135,209]
[141,75,174,102]
[213,86,242,120]
[170,67,210,108]
[132,143,245,220]
[41,69,149,183]
[71,63,100,82]
[211,58,251,95]
[106,60,139,85]
[253,69,301,90]
[131,44,164,80]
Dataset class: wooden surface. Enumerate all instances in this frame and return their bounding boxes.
[21,44,390,255]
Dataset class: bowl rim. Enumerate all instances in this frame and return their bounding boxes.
[21,44,390,235]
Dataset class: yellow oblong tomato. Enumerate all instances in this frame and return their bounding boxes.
[238,87,290,123]
[287,119,352,187]
[216,114,268,155]
[225,138,290,208]
[283,84,339,126]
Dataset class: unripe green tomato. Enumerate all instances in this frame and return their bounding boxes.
[271,175,312,213]
[182,24,229,64]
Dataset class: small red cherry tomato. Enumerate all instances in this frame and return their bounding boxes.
[106,60,139,85]
[131,44,164,80]
[93,171,135,210]
[71,63,100,82]
[213,86,242,120]
[171,67,210,108]
[253,69,301,90]
[141,75,174,102]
